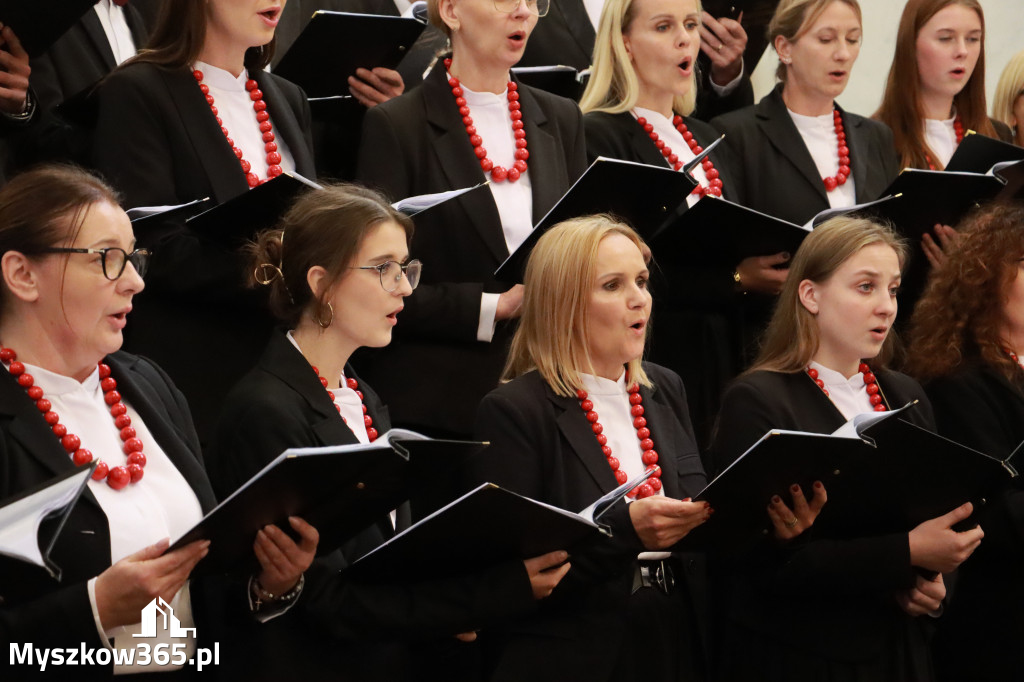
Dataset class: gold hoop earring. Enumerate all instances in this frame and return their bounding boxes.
[315,302,335,329]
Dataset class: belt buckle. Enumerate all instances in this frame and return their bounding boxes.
[640,561,675,594]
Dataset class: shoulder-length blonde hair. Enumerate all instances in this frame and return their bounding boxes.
[579,0,701,115]
[503,215,653,396]
[768,0,862,83]
[993,49,1024,137]
[906,203,1024,385]
[751,215,908,374]
[873,0,996,170]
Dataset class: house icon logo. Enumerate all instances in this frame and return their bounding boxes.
[132,597,197,639]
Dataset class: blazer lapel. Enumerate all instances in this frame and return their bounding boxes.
[624,113,672,168]
[256,72,317,179]
[0,374,81,481]
[423,64,508,264]
[554,0,597,66]
[161,68,250,203]
[549,391,619,495]
[109,355,218,513]
[636,382,685,499]
[517,82,564,219]
[841,107,873,203]
[81,11,117,72]
[756,86,829,205]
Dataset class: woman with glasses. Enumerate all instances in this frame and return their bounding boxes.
[210,183,571,682]
[0,165,316,676]
[906,203,1024,682]
[89,0,317,448]
[356,0,587,438]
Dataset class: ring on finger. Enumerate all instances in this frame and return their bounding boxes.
[784,517,798,529]
[716,43,723,52]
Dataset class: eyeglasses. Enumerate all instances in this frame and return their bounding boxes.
[39,247,151,280]
[353,259,422,292]
[494,0,549,17]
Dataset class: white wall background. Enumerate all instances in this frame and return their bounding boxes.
[748,0,1024,119]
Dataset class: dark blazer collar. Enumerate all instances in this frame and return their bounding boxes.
[755,84,869,206]
[619,112,672,168]
[544,373,683,499]
[553,0,597,66]
[256,330,383,447]
[81,10,118,73]
[157,67,315,205]
[422,61,563,265]
[0,353,217,514]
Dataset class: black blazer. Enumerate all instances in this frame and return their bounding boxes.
[356,61,588,435]
[90,61,315,448]
[209,330,533,682]
[710,368,937,677]
[710,84,901,225]
[470,363,710,681]
[0,352,216,676]
[924,362,1024,682]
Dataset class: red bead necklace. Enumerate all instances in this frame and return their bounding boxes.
[807,362,886,411]
[635,114,723,197]
[311,366,378,442]
[444,58,529,183]
[0,348,146,490]
[1005,348,1022,367]
[192,69,283,188]
[925,115,964,171]
[823,109,851,193]
[576,382,662,499]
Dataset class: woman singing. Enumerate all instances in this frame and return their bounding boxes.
[90,0,316,446]
[711,216,984,681]
[907,203,1024,682]
[0,165,314,678]
[356,0,587,437]
[211,183,570,682]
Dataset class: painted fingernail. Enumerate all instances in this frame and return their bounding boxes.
[791,484,800,493]
[814,481,823,489]
[772,495,781,504]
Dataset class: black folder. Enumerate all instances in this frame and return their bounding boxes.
[877,168,1003,241]
[649,195,812,268]
[511,66,584,101]
[171,433,486,575]
[0,0,96,57]
[275,11,426,98]
[494,157,700,283]
[0,463,96,580]
[945,131,1024,174]
[348,483,604,582]
[687,407,1014,548]
[185,172,321,247]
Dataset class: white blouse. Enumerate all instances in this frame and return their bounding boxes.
[22,362,204,673]
[809,361,877,420]
[787,108,857,209]
[192,61,297,184]
[924,114,959,169]
[93,0,136,65]
[286,331,369,444]
[633,107,711,208]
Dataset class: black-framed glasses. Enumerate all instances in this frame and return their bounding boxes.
[494,0,549,16]
[353,259,422,292]
[39,247,151,280]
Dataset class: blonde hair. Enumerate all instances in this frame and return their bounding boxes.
[580,0,700,115]
[752,216,908,374]
[768,0,862,82]
[503,215,653,396]
[993,49,1024,135]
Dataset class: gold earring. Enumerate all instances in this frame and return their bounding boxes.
[315,302,334,329]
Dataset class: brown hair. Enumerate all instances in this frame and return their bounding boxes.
[0,164,122,316]
[751,215,908,374]
[768,0,862,82]
[906,202,1024,384]
[503,215,653,396]
[247,183,414,328]
[873,0,996,170]
[131,0,275,72]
